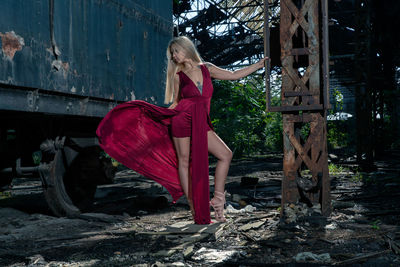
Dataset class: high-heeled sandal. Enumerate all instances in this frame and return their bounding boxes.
[210,191,227,222]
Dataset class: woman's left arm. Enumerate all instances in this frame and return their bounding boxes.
[206,57,268,80]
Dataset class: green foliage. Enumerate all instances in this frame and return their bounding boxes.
[210,76,282,158]
[32,151,42,165]
[328,163,346,175]
[331,87,344,112]
[264,111,283,152]
[327,87,351,149]
[299,122,310,142]
[0,191,11,199]
[350,171,364,183]
[327,121,350,149]
[370,219,381,230]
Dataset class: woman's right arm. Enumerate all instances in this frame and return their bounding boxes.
[168,73,180,109]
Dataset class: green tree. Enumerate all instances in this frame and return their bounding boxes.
[327,87,351,149]
[210,75,282,157]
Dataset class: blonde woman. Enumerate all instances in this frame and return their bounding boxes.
[97,36,267,224]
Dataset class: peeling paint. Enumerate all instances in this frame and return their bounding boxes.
[46,46,61,57]
[0,31,24,60]
[52,60,62,70]
[53,45,61,57]
[52,60,70,78]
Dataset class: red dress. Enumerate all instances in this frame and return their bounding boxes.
[96,64,213,224]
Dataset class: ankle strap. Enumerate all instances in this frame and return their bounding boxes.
[213,191,225,199]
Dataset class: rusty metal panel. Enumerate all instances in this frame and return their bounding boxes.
[279,0,295,110]
[0,0,172,116]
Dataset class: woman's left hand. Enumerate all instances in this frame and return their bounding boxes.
[256,57,269,69]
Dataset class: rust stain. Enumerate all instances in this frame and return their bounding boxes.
[0,31,24,60]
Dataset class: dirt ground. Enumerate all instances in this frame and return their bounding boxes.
[0,152,399,266]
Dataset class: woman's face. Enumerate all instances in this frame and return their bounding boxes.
[170,44,186,64]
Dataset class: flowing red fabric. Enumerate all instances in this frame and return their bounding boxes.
[96,64,214,224]
[96,101,183,200]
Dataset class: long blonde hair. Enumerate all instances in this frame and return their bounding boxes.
[164,36,202,104]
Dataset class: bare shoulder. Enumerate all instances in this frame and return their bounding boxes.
[202,62,228,79]
[202,62,218,77]
[203,62,216,70]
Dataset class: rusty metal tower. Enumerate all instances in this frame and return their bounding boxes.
[265,0,331,215]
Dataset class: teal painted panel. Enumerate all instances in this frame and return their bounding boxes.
[0,0,172,107]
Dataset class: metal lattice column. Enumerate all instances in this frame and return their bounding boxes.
[265,0,331,216]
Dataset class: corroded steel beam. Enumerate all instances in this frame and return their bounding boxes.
[265,0,331,216]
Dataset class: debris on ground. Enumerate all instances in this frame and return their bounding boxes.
[0,154,399,266]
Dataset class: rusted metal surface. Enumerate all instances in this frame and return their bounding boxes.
[321,0,331,110]
[0,0,172,117]
[0,31,25,60]
[263,0,271,111]
[266,0,331,216]
[282,112,330,215]
[279,0,321,112]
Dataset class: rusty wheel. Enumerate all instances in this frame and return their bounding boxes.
[42,137,115,217]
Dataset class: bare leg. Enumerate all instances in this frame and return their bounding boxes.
[207,130,233,221]
[207,131,233,193]
[172,137,193,212]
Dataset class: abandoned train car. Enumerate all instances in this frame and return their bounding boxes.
[0,0,172,216]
